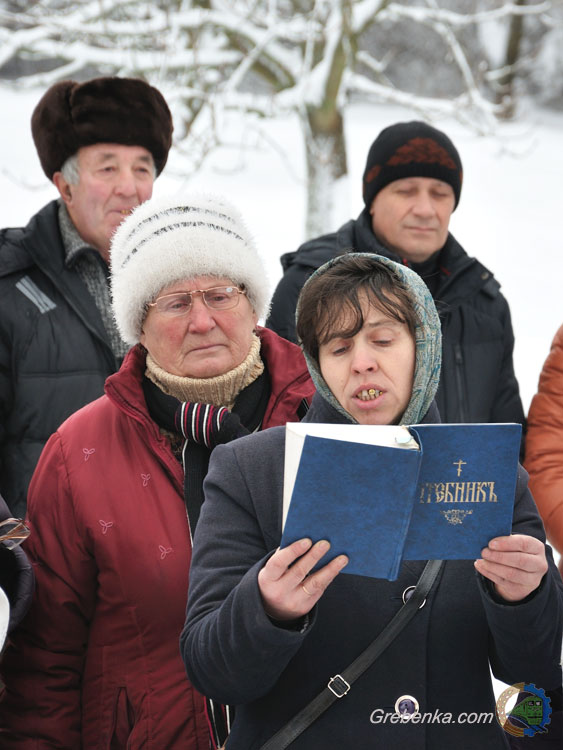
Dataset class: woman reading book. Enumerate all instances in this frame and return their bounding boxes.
[181,253,562,748]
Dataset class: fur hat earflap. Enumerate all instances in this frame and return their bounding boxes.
[110,193,270,346]
[31,76,173,179]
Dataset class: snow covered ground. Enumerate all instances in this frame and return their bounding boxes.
[1,84,562,698]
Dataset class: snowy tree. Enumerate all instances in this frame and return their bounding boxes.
[522,0,563,109]
[0,0,555,235]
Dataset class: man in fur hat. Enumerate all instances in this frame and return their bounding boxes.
[0,77,173,517]
[266,121,526,439]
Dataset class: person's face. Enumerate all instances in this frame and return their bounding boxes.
[369,177,455,263]
[140,276,258,378]
[53,143,155,262]
[318,294,415,425]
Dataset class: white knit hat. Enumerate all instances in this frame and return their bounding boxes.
[110,192,270,345]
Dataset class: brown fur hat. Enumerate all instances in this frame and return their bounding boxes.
[31,76,173,180]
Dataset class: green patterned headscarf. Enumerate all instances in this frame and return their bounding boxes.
[296,253,442,425]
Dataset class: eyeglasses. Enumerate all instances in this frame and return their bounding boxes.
[0,518,30,550]
[148,286,246,316]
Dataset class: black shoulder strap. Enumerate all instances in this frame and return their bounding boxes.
[260,559,444,750]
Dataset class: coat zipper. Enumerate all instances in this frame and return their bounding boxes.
[454,344,467,422]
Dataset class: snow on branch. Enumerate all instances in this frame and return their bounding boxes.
[347,70,500,134]
[419,0,498,134]
[352,0,393,35]
[377,1,552,29]
[301,2,345,107]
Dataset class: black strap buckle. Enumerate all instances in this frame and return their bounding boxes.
[328,674,351,698]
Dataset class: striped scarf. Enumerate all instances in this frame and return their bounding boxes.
[142,368,270,537]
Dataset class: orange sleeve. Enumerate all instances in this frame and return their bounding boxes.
[525,324,563,558]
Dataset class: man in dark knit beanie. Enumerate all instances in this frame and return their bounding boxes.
[0,76,174,517]
[267,120,526,444]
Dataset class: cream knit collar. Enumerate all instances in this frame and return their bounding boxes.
[145,334,264,409]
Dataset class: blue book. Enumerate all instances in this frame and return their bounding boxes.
[281,422,521,581]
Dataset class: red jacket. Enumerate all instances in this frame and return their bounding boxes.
[525,324,563,575]
[0,328,314,748]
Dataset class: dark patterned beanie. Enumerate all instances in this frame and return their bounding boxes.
[362,121,463,210]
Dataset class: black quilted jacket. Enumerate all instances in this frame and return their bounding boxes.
[0,201,120,517]
[267,210,525,431]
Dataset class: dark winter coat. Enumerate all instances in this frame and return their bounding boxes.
[0,200,120,517]
[0,493,33,638]
[182,393,563,750]
[266,210,526,428]
[0,331,314,748]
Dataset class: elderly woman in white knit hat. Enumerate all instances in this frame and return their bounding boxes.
[0,194,314,749]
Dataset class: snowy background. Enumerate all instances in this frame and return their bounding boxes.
[1,82,562,697]
[2,84,561,417]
